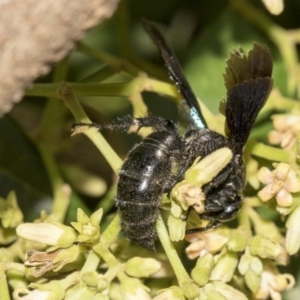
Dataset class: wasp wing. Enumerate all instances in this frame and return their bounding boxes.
[143,19,207,130]
[223,43,273,152]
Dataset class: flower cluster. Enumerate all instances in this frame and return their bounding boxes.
[268,114,300,150]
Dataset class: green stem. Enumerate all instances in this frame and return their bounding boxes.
[80,215,120,274]
[156,215,199,299]
[80,252,101,274]
[26,78,178,100]
[79,65,118,83]
[100,215,121,246]
[263,90,300,112]
[34,58,71,222]
[77,42,139,77]
[247,141,292,163]
[60,83,123,172]
[0,264,10,300]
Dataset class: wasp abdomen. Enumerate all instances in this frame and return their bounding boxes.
[116,131,182,251]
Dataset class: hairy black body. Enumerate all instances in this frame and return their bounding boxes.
[73,20,273,251]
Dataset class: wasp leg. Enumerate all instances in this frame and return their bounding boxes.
[72,115,177,133]
[185,220,221,234]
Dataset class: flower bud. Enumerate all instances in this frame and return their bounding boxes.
[185,148,233,185]
[286,205,300,255]
[227,227,251,252]
[125,257,161,278]
[249,235,282,259]
[152,286,185,300]
[212,281,248,300]
[120,278,151,300]
[14,280,66,300]
[199,283,226,300]
[0,191,23,228]
[245,268,261,293]
[71,208,103,244]
[191,253,214,286]
[211,251,238,282]
[17,222,77,249]
[82,272,108,292]
[168,215,186,242]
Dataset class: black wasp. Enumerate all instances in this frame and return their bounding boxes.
[73,20,273,251]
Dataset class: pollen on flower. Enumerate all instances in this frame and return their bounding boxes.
[268,114,300,150]
[257,163,300,207]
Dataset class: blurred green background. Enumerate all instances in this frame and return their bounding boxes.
[1,0,300,298]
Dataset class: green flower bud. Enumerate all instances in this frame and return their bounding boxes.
[191,253,214,286]
[167,215,186,242]
[211,251,238,282]
[120,278,151,300]
[249,235,282,259]
[0,248,12,262]
[124,257,161,278]
[227,227,251,252]
[185,148,233,185]
[245,268,261,293]
[71,208,103,244]
[64,286,96,300]
[152,286,185,300]
[180,280,200,299]
[170,200,184,218]
[199,283,226,300]
[238,249,263,277]
[17,222,77,249]
[286,204,300,255]
[82,271,108,292]
[212,281,248,300]
[0,191,23,228]
[18,280,66,300]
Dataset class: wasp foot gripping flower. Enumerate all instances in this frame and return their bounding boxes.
[257,163,300,208]
[268,114,300,150]
[254,264,295,300]
[71,208,103,244]
[185,228,230,259]
[17,222,77,251]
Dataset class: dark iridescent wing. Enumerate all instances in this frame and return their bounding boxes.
[143,19,208,130]
[223,43,273,153]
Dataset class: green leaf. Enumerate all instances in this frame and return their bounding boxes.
[0,116,52,220]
